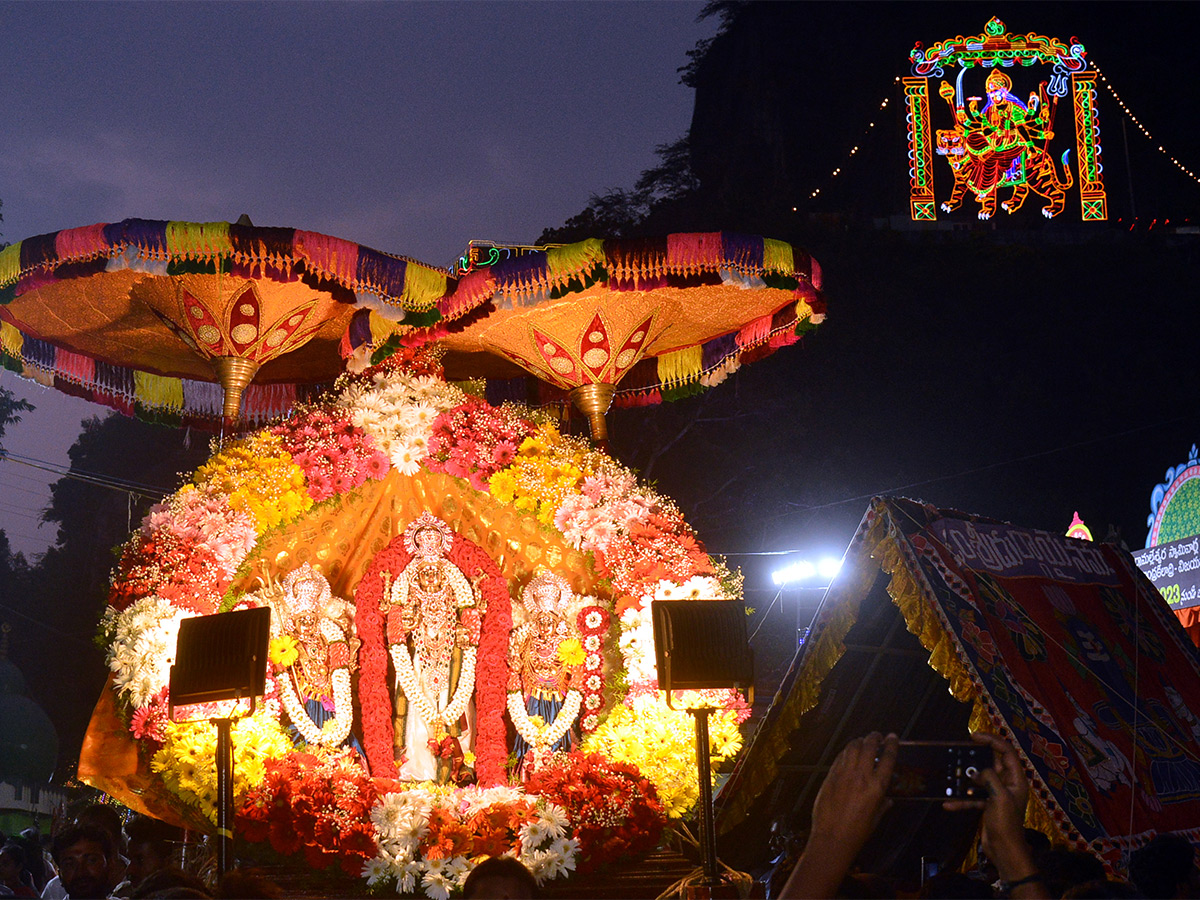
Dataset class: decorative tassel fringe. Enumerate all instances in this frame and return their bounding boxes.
[545,238,605,284]
[737,314,773,349]
[444,268,496,320]
[666,232,724,275]
[108,219,170,260]
[401,262,449,312]
[55,223,110,264]
[54,347,94,385]
[166,221,232,261]
[355,247,407,302]
[243,382,297,420]
[657,345,703,388]
[762,238,794,274]
[295,230,360,286]
[182,379,224,418]
[0,321,23,358]
[721,233,765,274]
[133,370,185,412]
[0,242,21,287]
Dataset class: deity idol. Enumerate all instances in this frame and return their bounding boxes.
[262,563,359,750]
[383,512,483,781]
[507,571,583,778]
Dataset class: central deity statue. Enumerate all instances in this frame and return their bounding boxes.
[382,512,483,781]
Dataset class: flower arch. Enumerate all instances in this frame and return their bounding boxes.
[84,355,749,893]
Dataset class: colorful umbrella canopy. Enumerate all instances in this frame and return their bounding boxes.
[1,223,825,438]
[343,233,826,441]
[0,219,453,426]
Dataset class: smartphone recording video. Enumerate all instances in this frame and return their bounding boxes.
[887,741,989,800]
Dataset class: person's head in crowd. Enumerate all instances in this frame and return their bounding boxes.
[74,806,124,850]
[461,856,538,899]
[129,867,210,899]
[1038,846,1108,898]
[1130,833,1200,900]
[0,842,32,894]
[74,805,127,891]
[16,830,47,891]
[51,825,118,900]
[124,818,177,890]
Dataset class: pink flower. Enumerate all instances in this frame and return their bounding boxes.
[580,475,606,503]
[364,452,389,479]
[582,519,617,552]
[332,472,355,494]
[308,472,333,501]
[492,440,517,466]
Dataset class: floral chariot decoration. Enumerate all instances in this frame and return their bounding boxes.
[93,348,753,897]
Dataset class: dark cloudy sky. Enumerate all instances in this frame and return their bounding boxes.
[2,0,1198,566]
[0,1,713,556]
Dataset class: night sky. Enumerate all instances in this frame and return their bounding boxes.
[0,0,712,555]
[2,1,1199,734]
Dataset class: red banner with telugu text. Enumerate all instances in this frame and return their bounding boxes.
[898,506,1200,864]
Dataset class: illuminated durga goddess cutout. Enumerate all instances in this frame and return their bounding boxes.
[381,512,483,781]
[936,69,1072,219]
[904,17,1107,222]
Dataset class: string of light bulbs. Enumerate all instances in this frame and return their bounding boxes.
[798,77,899,207]
[1092,62,1200,184]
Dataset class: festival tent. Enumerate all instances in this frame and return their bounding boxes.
[715,497,1200,881]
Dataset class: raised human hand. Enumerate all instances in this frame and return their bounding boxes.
[944,732,1048,898]
[779,732,898,899]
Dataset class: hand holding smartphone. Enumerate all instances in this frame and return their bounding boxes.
[886,740,989,801]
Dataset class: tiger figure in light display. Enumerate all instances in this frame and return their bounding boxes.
[937,128,1074,219]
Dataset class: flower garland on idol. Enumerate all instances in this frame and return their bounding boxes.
[99,347,746,888]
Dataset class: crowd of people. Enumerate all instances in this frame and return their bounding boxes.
[0,804,285,900]
[0,802,541,900]
[2,736,1196,899]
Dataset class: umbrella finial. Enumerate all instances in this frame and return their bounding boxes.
[215,356,261,423]
[569,383,615,445]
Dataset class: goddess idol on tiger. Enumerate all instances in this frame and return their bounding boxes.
[935,69,1073,219]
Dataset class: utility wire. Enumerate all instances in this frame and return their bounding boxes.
[0,449,167,500]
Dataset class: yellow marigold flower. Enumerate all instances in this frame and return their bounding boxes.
[489,469,517,501]
[269,635,299,667]
[557,638,585,667]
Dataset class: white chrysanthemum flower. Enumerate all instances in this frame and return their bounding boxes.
[421,860,453,900]
[390,441,424,476]
[361,855,391,887]
[395,860,422,894]
[446,856,471,889]
[520,849,553,884]
[537,802,569,841]
[409,403,440,429]
[371,797,404,833]
[519,819,549,851]
[654,575,727,601]
[107,597,189,708]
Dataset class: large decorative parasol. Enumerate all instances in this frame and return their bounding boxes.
[342,233,825,442]
[0,219,455,427]
[1,223,824,439]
